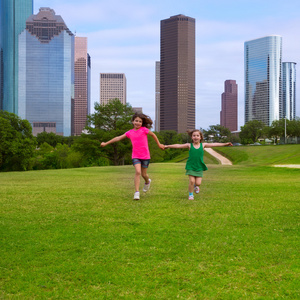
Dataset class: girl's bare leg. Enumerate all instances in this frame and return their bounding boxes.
[195,177,202,190]
[141,167,150,184]
[134,163,141,191]
[188,176,196,193]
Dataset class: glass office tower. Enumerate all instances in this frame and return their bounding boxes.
[18,7,74,136]
[0,0,33,113]
[282,62,296,121]
[244,35,282,126]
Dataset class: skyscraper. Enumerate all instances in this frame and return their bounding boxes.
[72,36,91,136]
[0,0,33,113]
[244,35,282,126]
[100,73,126,105]
[160,14,195,133]
[220,80,238,132]
[18,7,74,136]
[155,61,160,132]
[282,62,296,120]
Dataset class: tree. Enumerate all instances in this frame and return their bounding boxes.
[239,120,265,144]
[36,131,77,147]
[85,99,134,165]
[0,111,36,171]
[289,118,300,137]
[268,118,300,143]
[202,125,231,142]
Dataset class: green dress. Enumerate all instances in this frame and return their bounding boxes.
[185,143,208,177]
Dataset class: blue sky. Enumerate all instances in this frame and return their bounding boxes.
[34,0,300,130]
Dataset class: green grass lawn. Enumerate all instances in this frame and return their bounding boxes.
[214,144,300,166]
[0,146,299,299]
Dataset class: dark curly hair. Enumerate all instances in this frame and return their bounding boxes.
[187,129,204,142]
[131,112,153,129]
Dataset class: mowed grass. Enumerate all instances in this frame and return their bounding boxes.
[214,144,300,166]
[0,150,299,298]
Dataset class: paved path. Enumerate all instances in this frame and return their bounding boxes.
[204,148,232,165]
[273,165,300,169]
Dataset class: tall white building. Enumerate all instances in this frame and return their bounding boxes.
[244,35,282,126]
[100,73,126,105]
[282,62,296,120]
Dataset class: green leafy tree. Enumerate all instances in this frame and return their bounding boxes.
[159,130,189,161]
[148,131,165,162]
[36,132,63,147]
[72,134,109,166]
[36,131,76,147]
[202,125,231,142]
[289,118,300,137]
[86,99,134,165]
[0,111,36,171]
[268,119,285,143]
[239,120,265,144]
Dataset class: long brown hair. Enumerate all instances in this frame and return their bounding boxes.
[187,129,204,142]
[131,112,153,129]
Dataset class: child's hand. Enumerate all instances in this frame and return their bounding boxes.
[100,142,106,147]
[159,144,165,150]
[164,145,168,149]
[227,142,233,146]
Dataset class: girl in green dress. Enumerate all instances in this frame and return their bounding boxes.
[165,129,232,200]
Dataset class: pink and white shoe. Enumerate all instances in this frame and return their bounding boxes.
[188,195,194,200]
[194,186,200,194]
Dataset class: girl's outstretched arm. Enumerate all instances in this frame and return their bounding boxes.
[203,142,233,148]
[148,131,165,150]
[165,143,190,149]
[101,133,127,147]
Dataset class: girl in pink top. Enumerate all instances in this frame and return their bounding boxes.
[101,113,164,200]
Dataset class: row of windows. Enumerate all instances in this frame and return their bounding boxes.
[100,74,125,79]
[33,122,56,128]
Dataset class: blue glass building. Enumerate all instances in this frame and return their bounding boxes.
[244,35,282,126]
[0,0,33,113]
[282,62,296,121]
[18,7,74,136]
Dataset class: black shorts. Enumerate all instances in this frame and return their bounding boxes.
[132,158,150,168]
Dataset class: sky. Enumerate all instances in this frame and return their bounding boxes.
[34,0,300,130]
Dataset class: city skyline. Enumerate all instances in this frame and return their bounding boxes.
[26,0,300,129]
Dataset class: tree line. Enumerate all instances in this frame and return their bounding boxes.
[1,100,300,172]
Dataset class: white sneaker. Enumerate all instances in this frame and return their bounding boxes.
[143,179,151,192]
[133,191,140,200]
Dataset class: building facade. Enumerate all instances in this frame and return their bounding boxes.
[18,7,74,136]
[160,14,195,133]
[100,73,126,105]
[0,0,33,113]
[282,62,296,121]
[244,35,282,126]
[155,61,160,132]
[72,36,91,136]
[220,80,238,132]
